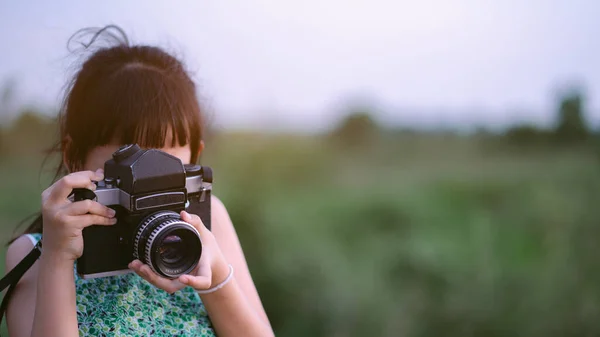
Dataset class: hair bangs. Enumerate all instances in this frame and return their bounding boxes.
[90,64,201,151]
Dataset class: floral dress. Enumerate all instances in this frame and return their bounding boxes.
[26,233,216,337]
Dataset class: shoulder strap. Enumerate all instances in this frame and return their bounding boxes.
[0,239,42,329]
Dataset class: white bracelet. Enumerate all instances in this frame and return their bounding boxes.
[196,264,234,294]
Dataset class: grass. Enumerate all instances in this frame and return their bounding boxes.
[1,133,600,336]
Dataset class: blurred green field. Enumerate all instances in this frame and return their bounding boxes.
[2,132,600,337]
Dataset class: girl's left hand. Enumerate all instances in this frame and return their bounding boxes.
[129,210,230,294]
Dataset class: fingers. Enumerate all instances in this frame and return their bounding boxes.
[181,211,207,233]
[65,199,116,217]
[47,169,104,203]
[179,274,212,290]
[48,206,116,230]
[128,259,212,293]
[128,260,184,294]
[71,214,117,227]
[56,199,116,228]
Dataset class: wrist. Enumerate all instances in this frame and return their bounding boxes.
[197,263,234,295]
[40,250,76,269]
[210,255,230,286]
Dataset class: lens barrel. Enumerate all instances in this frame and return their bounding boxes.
[133,211,202,279]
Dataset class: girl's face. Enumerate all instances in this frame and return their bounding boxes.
[81,144,193,172]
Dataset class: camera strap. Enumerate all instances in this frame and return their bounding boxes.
[0,240,42,328]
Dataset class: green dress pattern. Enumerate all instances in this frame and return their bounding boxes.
[27,233,216,337]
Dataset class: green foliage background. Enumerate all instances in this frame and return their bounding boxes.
[1,92,600,336]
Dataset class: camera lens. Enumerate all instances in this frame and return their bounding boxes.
[133,211,202,279]
[159,235,183,262]
[155,229,199,273]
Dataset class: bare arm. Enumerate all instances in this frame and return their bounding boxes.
[6,236,38,337]
[31,251,79,337]
[6,236,81,337]
[199,196,272,335]
[199,263,272,337]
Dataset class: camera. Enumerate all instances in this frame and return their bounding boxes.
[72,144,212,280]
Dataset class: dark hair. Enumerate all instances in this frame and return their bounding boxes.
[9,25,205,241]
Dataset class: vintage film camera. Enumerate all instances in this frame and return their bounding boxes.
[72,144,212,279]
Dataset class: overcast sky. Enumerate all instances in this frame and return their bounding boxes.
[0,0,598,131]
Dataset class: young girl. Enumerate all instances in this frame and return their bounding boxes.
[3,26,274,337]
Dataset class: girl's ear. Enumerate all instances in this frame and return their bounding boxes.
[197,140,205,158]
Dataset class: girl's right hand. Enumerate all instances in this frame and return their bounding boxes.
[41,169,117,262]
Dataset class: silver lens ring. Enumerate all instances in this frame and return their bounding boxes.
[133,211,178,261]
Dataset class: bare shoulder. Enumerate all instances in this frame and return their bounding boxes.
[5,236,39,337]
[211,194,227,212]
[5,235,39,284]
[210,194,232,225]
[209,194,239,241]
[6,235,35,271]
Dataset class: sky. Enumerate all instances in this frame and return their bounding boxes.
[0,0,598,131]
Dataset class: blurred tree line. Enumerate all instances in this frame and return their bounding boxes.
[502,90,593,148]
[1,85,597,156]
[328,87,597,152]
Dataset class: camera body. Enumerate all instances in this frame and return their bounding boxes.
[73,144,212,279]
